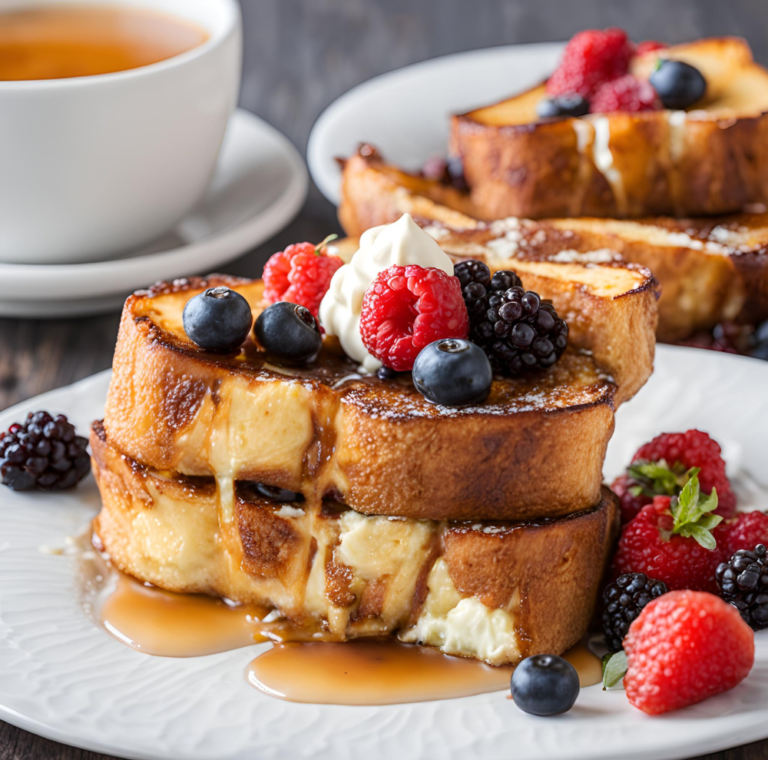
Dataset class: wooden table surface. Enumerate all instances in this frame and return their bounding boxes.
[2,1,767,757]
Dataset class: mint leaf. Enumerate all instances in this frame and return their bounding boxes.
[682,525,718,551]
[669,475,722,550]
[602,651,628,690]
[626,459,690,498]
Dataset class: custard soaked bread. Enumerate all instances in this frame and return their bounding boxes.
[91,422,620,666]
[451,38,768,219]
[339,147,768,341]
[103,271,656,522]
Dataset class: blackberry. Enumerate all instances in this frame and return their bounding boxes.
[454,260,568,375]
[602,573,668,653]
[716,544,768,630]
[0,412,89,491]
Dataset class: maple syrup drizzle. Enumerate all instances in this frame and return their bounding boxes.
[245,639,602,705]
[80,531,602,702]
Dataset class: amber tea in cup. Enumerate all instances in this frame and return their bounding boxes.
[0,4,209,81]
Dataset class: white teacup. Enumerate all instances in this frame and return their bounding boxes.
[0,0,242,264]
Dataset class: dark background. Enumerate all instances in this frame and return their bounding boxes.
[2,1,768,757]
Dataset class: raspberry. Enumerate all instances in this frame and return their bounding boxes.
[722,511,768,556]
[629,430,736,519]
[359,265,469,372]
[623,590,754,715]
[611,473,652,524]
[0,412,89,491]
[546,28,633,99]
[612,473,727,593]
[590,75,661,113]
[635,40,668,56]
[263,236,343,317]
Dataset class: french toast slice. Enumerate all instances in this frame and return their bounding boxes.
[339,147,768,341]
[103,270,655,522]
[451,38,768,219]
[91,422,620,666]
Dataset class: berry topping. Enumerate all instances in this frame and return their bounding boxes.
[590,74,661,113]
[650,59,707,110]
[359,264,469,372]
[455,260,568,376]
[546,28,633,99]
[421,156,468,192]
[602,573,668,653]
[263,235,343,317]
[510,654,580,716]
[536,94,590,119]
[612,474,725,592]
[723,511,768,556]
[182,287,253,353]
[635,40,668,56]
[0,412,89,491]
[717,544,768,630]
[611,473,656,524]
[623,590,754,715]
[412,339,492,407]
[611,429,736,523]
[254,302,322,365]
[253,483,305,503]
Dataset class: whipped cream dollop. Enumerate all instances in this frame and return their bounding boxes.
[319,214,454,372]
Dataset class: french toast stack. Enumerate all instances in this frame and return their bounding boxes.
[92,249,658,664]
[338,37,768,345]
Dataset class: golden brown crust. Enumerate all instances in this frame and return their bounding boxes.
[451,38,768,219]
[103,275,620,521]
[91,425,620,664]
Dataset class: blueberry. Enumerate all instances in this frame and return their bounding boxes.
[650,59,706,110]
[254,483,304,502]
[412,339,492,407]
[510,654,579,716]
[182,287,253,353]
[254,302,322,364]
[536,94,590,119]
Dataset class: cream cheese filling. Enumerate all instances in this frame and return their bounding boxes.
[400,558,520,665]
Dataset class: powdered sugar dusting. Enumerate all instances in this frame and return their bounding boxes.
[551,248,620,264]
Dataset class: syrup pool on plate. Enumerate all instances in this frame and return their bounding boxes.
[99,573,270,657]
[246,639,602,705]
[79,531,602,703]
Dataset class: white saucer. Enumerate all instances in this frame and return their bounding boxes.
[0,109,308,318]
[308,43,563,204]
[1,346,768,760]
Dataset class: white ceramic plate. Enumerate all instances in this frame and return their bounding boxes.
[307,43,563,204]
[0,109,308,318]
[1,345,767,760]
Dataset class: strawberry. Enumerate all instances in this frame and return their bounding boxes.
[611,430,736,523]
[623,590,754,715]
[612,473,725,592]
